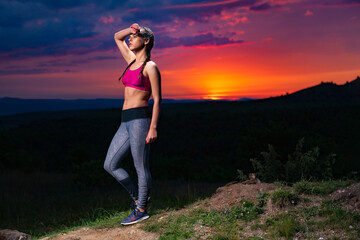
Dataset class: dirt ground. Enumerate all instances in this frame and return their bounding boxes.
[38,182,277,240]
[37,181,360,240]
[206,181,277,210]
[39,225,159,240]
[330,182,360,214]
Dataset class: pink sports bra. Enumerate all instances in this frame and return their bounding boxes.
[122,64,152,92]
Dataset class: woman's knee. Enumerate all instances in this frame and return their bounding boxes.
[103,161,112,174]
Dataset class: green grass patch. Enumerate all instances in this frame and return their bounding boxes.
[0,171,222,239]
[271,188,299,208]
[143,200,263,240]
[318,200,360,230]
[294,180,353,195]
[256,192,270,208]
[268,214,300,240]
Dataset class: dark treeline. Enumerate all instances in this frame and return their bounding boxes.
[1,99,360,185]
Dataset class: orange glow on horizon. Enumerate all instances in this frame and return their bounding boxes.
[199,72,247,99]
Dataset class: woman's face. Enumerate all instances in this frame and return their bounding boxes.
[128,33,146,51]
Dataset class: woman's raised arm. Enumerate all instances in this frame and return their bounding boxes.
[114,24,138,64]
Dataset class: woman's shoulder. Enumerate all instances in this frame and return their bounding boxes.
[146,60,158,68]
[145,60,159,71]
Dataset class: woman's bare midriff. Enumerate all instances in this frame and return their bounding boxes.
[122,87,151,110]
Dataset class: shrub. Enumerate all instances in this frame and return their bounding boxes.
[250,144,283,182]
[256,192,270,208]
[271,188,299,208]
[285,138,336,181]
[236,169,247,182]
[251,138,336,182]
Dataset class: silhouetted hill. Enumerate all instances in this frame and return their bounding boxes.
[265,76,360,104]
[0,98,213,116]
[0,98,125,116]
[1,77,359,116]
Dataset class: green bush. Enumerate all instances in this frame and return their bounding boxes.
[285,138,336,181]
[256,192,270,208]
[251,138,336,183]
[250,144,283,182]
[271,188,299,208]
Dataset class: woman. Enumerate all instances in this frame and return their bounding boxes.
[104,23,161,225]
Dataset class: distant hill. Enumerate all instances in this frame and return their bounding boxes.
[0,98,215,116]
[0,98,125,116]
[265,76,360,104]
[1,76,359,116]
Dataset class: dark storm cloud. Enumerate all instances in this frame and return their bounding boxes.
[0,0,276,59]
[249,3,272,11]
[0,53,116,75]
[156,33,244,48]
[123,0,260,23]
[0,17,97,53]
[14,0,127,10]
[319,0,360,6]
[0,1,50,28]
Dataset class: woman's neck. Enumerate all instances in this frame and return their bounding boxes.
[135,49,148,63]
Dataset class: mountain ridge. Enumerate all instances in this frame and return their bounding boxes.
[1,76,359,116]
[259,76,360,104]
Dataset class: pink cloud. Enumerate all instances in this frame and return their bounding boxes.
[192,30,216,36]
[220,10,239,20]
[305,10,314,16]
[230,16,248,25]
[268,0,301,4]
[99,15,114,24]
[177,41,250,50]
[188,20,195,26]
[126,8,140,13]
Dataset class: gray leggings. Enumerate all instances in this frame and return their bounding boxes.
[104,107,151,209]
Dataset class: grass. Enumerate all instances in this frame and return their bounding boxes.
[141,180,360,240]
[293,180,354,195]
[270,188,299,208]
[143,201,263,240]
[1,173,359,239]
[0,170,222,239]
[268,214,299,239]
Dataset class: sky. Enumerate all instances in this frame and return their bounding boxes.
[0,0,359,100]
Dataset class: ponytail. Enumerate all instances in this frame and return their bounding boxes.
[118,59,136,81]
[138,56,151,80]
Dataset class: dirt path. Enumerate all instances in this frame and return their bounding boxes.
[39,224,159,240]
[39,182,277,240]
[38,182,360,240]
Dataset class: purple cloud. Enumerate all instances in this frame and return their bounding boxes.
[156,32,244,48]
[249,3,272,11]
[0,0,317,60]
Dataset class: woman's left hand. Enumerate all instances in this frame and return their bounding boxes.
[146,128,157,144]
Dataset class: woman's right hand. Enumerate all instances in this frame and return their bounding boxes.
[130,23,140,34]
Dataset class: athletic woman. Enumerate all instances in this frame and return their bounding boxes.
[104,23,161,225]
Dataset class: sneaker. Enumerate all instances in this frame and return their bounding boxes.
[130,201,137,210]
[121,207,150,226]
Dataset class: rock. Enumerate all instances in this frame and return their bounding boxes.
[0,229,31,240]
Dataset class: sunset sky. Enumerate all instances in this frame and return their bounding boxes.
[0,0,359,100]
